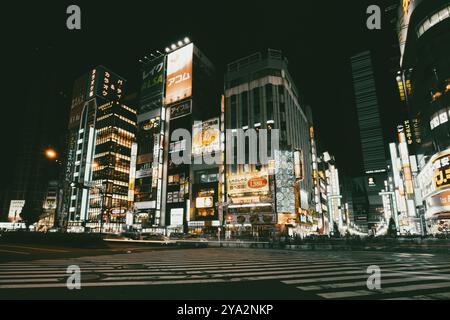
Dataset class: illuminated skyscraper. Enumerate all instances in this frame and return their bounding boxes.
[350,50,388,232]
[61,66,136,232]
[351,51,387,174]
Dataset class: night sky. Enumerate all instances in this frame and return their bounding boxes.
[1,0,402,193]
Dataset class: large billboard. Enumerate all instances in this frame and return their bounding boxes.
[140,56,165,111]
[432,150,450,191]
[227,172,270,197]
[165,43,193,105]
[192,118,220,156]
[87,66,125,101]
[8,200,25,222]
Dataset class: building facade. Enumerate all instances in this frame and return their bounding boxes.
[350,50,389,233]
[396,0,450,234]
[61,66,136,233]
[223,49,315,238]
[132,41,222,235]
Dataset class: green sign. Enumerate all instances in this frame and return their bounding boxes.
[140,56,165,110]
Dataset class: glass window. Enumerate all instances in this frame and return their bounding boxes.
[430,12,440,26]
[241,91,248,127]
[253,87,260,124]
[230,95,237,128]
[423,18,431,32]
[266,84,274,121]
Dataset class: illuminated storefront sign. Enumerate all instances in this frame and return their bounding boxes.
[294,150,304,180]
[432,150,450,190]
[430,108,450,131]
[195,196,213,209]
[230,196,261,204]
[226,213,276,225]
[418,159,434,198]
[419,148,450,219]
[165,43,193,105]
[170,100,192,120]
[192,118,220,156]
[227,172,269,196]
[277,213,298,225]
[128,143,138,202]
[402,0,411,15]
[140,55,165,109]
[426,189,450,219]
[8,200,25,222]
[170,208,184,227]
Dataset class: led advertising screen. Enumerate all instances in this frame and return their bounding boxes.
[165,43,193,105]
[8,200,25,222]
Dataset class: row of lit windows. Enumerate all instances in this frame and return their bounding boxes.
[122,104,137,114]
[96,134,133,148]
[96,113,112,122]
[97,125,135,137]
[430,107,450,130]
[95,152,131,161]
[416,5,450,38]
[115,113,137,126]
[97,127,135,140]
[99,101,114,111]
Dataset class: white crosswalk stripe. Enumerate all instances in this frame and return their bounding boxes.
[0,248,449,299]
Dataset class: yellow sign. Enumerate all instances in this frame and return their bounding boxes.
[192,118,220,156]
[402,0,411,15]
[228,172,269,196]
[195,197,213,209]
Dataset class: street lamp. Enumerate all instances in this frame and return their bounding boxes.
[44,148,58,160]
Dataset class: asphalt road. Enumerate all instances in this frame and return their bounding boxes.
[0,245,450,300]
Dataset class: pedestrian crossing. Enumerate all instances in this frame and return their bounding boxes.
[0,248,449,299]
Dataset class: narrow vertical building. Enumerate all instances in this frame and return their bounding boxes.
[350,51,388,233]
[61,66,136,233]
[224,49,315,238]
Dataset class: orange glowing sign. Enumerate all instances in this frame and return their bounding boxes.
[247,177,268,189]
[165,43,193,105]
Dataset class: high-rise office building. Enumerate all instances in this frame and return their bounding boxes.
[350,50,388,232]
[351,51,388,174]
[132,40,221,235]
[61,66,136,233]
